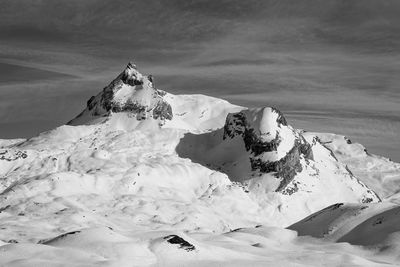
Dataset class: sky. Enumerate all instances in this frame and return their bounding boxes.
[0,0,399,161]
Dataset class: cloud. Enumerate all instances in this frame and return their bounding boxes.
[0,0,399,161]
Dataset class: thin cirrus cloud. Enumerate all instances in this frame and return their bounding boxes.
[0,0,399,161]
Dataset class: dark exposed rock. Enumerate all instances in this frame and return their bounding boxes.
[250,139,313,192]
[121,74,143,86]
[223,112,247,139]
[272,107,288,126]
[362,196,374,203]
[153,100,173,120]
[299,136,314,159]
[87,96,96,111]
[163,235,196,251]
[345,137,352,144]
[68,62,173,124]
[281,181,299,195]
[372,217,384,225]
[39,230,82,244]
[223,107,287,141]
[120,62,143,86]
[111,100,146,115]
[345,165,354,176]
[223,107,313,193]
[0,150,27,161]
[223,111,284,157]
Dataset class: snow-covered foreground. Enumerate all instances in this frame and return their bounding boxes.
[1,225,398,267]
[0,63,399,266]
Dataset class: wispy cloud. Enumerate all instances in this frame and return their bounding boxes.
[0,0,399,160]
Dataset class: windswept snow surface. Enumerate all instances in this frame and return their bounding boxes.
[0,63,399,266]
[305,132,400,199]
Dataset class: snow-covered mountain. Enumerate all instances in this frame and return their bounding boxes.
[68,62,173,127]
[0,63,399,266]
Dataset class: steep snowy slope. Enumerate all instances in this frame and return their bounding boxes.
[304,132,400,199]
[0,62,399,266]
[289,201,400,255]
[68,62,173,128]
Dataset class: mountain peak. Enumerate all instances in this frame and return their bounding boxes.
[126,61,137,70]
[120,61,144,87]
[68,62,172,125]
[223,107,313,190]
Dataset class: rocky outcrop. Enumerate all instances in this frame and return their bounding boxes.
[68,62,172,124]
[163,235,196,252]
[223,107,313,192]
[0,150,27,161]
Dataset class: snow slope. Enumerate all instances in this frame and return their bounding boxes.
[0,62,399,266]
[304,132,400,199]
[289,201,400,264]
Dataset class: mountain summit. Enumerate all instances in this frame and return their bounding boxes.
[68,62,172,125]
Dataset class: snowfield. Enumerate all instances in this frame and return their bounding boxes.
[0,63,399,266]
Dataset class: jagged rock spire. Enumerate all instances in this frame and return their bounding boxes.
[68,62,172,125]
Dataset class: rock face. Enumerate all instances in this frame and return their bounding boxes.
[0,150,27,161]
[223,107,313,192]
[163,235,196,252]
[68,62,172,125]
